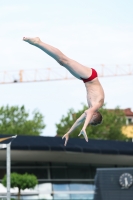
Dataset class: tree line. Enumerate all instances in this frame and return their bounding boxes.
[0,104,129,141]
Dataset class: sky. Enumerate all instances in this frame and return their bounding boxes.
[0,0,133,136]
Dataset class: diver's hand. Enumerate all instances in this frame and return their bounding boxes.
[62,133,69,146]
[78,129,88,142]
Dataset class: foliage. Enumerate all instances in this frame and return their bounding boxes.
[2,172,38,200]
[0,105,45,135]
[56,104,127,140]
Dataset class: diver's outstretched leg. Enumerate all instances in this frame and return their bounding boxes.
[23,37,91,79]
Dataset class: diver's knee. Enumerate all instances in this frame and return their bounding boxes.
[58,56,69,66]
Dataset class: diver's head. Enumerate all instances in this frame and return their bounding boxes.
[90,111,103,126]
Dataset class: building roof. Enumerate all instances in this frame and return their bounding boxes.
[107,108,133,117]
[0,134,133,156]
[123,108,133,117]
[0,135,133,165]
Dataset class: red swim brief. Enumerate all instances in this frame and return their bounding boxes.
[81,68,98,83]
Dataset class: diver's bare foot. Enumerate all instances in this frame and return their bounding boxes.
[23,37,41,45]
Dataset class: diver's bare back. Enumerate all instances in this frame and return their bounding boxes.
[85,77,105,109]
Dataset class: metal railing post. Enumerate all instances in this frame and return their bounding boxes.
[6,143,11,200]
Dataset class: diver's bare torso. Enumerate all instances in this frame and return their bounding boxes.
[62,60,105,110]
[84,77,105,109]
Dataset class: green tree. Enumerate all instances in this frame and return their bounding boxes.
[56,104,127,140]
[2,172,38,200]
[0,105,45,135]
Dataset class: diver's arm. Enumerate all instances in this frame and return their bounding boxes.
[62,112,86,146]
[67,112,86,134]
[82,109,94,130]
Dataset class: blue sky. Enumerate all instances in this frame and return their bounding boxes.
[0,0,133,136]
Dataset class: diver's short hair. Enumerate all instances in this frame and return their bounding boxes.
[91,111,103,126]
